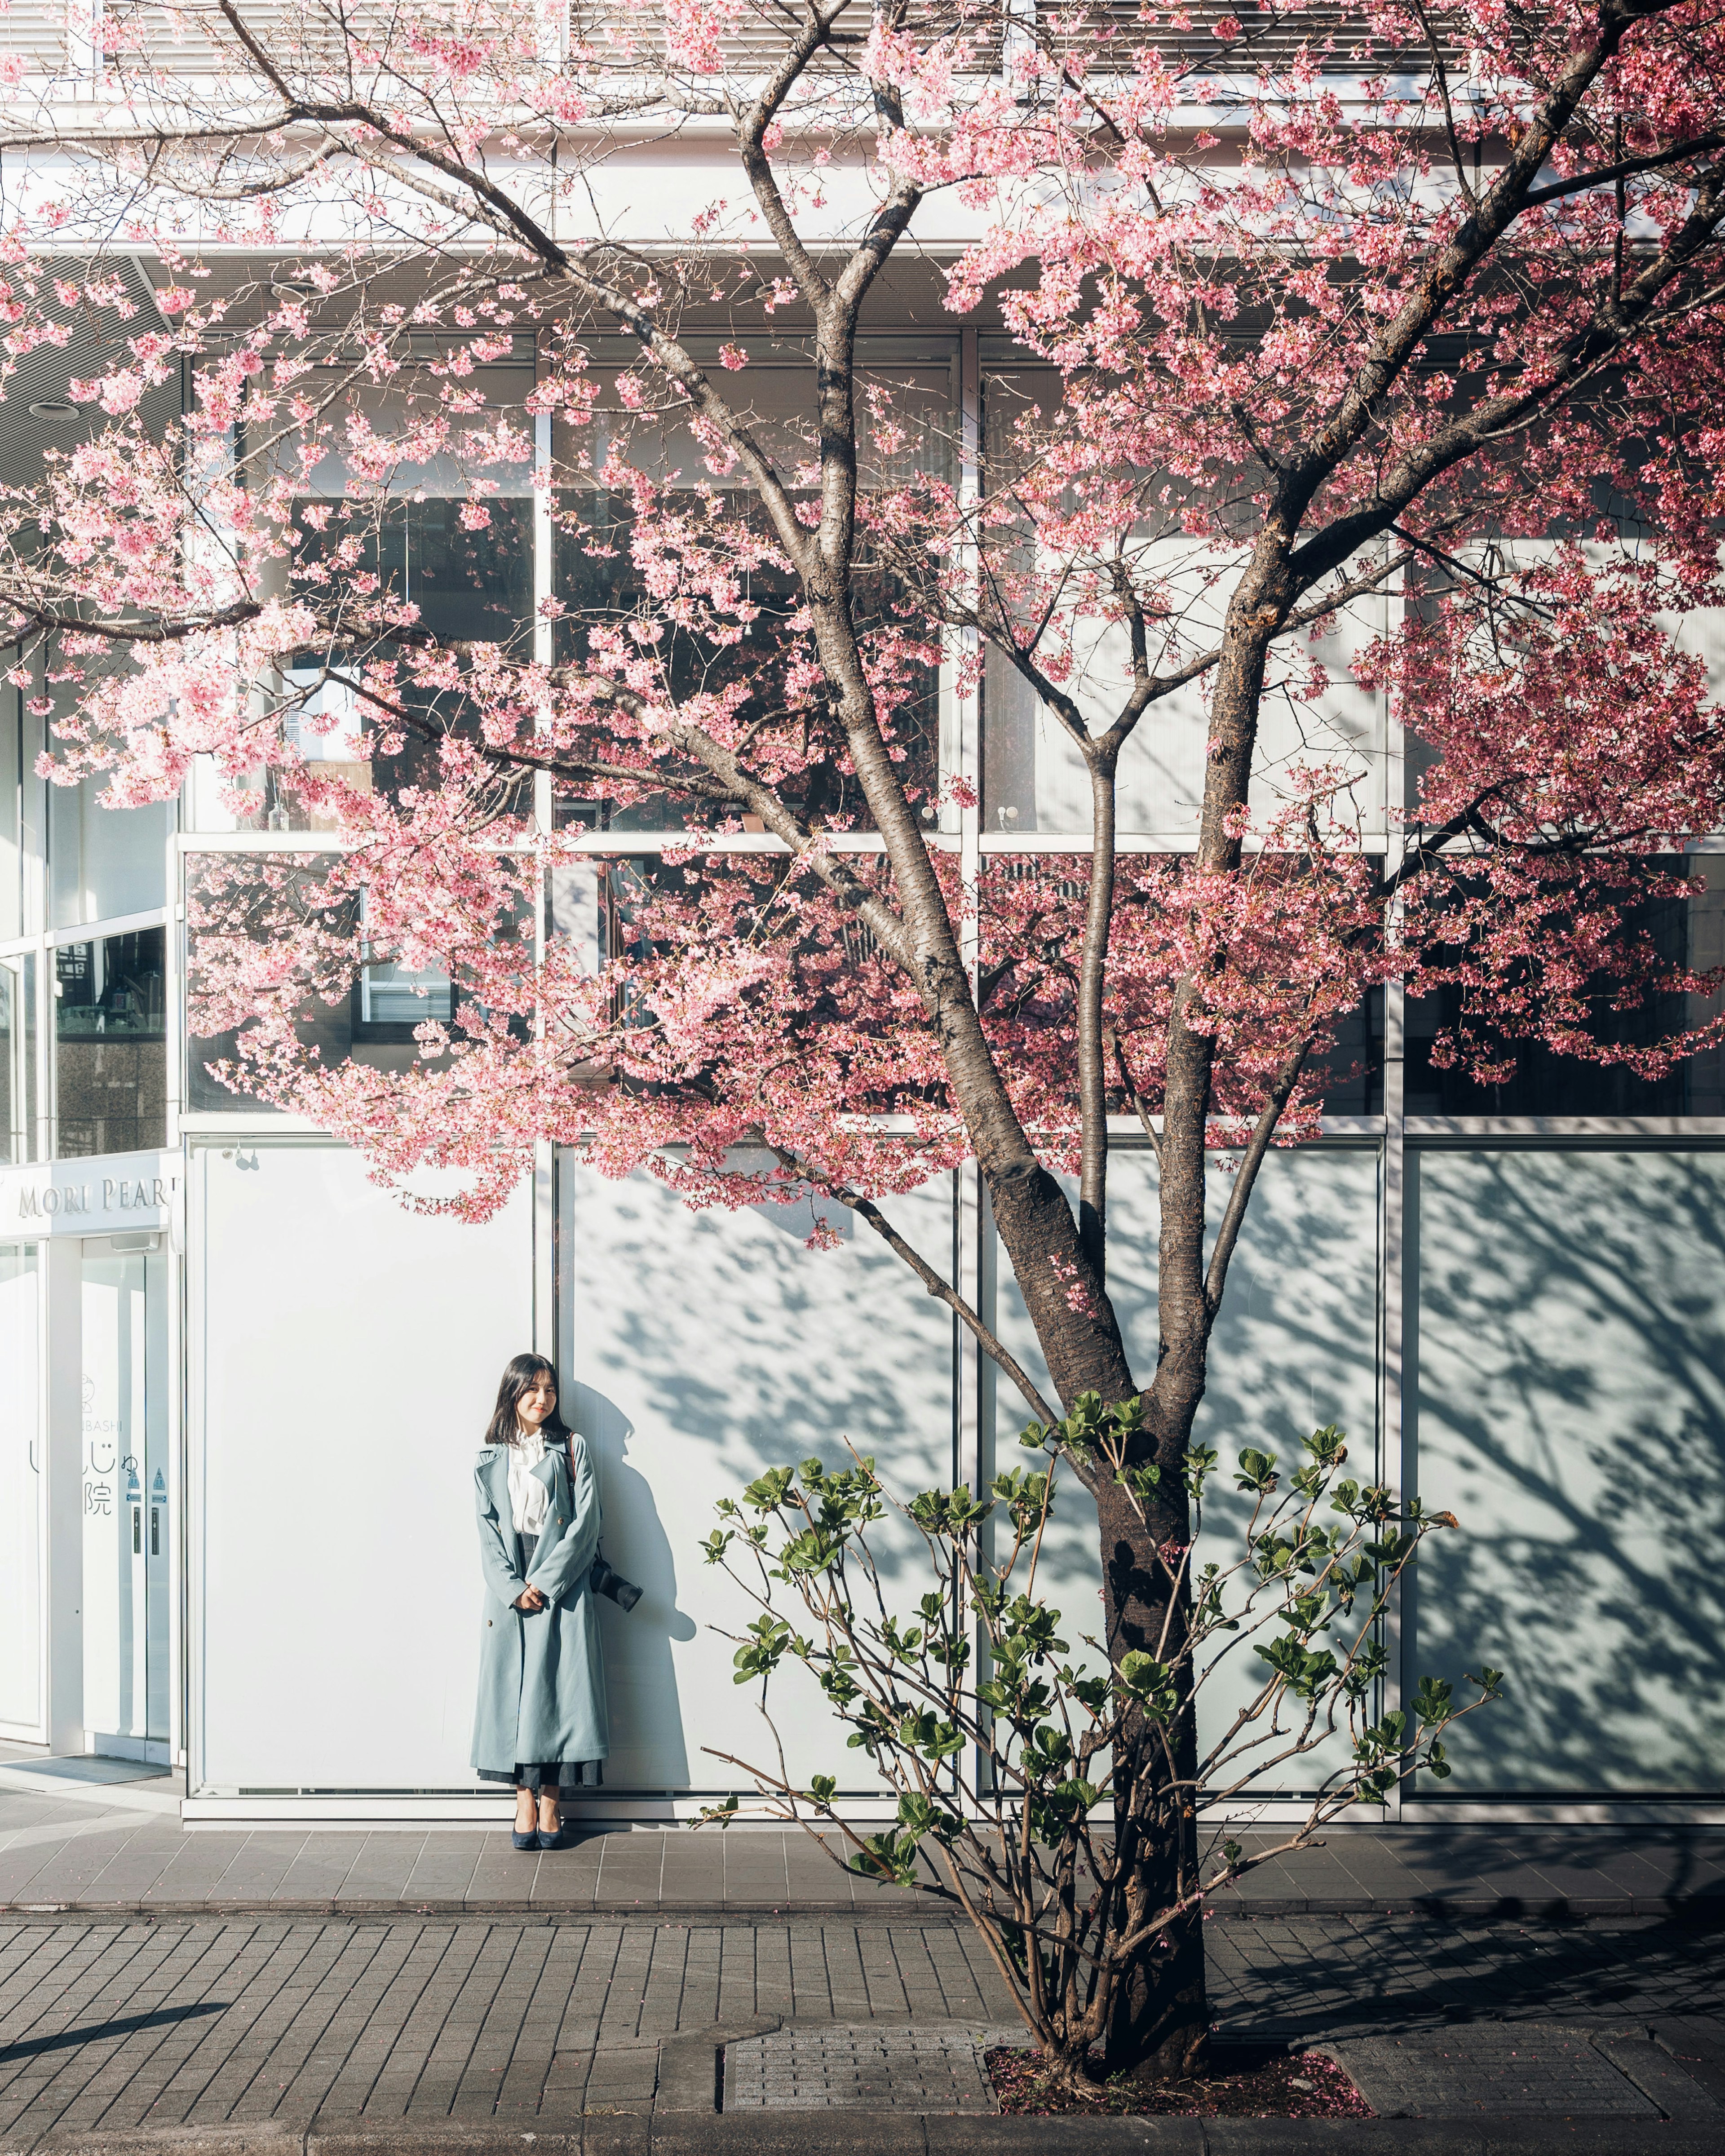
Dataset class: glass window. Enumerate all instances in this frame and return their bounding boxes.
[1,960,19,1164]
[355,957,456,1040]
[978,364,1387,840]
[54,928,168,1157]
[1,952,38,1164]
[1,684,22,942]
[184,854,470,1111]
[1316,987,1385,1116]
[49,774,172,930]
[270,494,535,831]
[1405,856,1725,1115]
[181,360,537,834]
[551,351,952,834]
[43,642,173,922]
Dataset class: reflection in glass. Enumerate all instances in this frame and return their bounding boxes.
[48,773,171,929]
[0,957,30,1163]
[1406,857,1725,1115]
[1,684,21,942]
[54,929,167,1157]
[356,957,456,1036]
[185,853,468,1109]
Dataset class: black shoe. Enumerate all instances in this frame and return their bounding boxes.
[536,1824,578,1851]
[511,1828,538,1851]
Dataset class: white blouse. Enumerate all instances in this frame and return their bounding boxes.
[506,1427,551,1537]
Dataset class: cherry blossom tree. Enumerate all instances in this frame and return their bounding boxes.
[4,0,1725,2079]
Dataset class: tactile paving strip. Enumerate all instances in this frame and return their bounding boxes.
[723,2024,1031,2111]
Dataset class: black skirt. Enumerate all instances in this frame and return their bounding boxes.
[476,1525,605,1793]
[476,1759,604,1792]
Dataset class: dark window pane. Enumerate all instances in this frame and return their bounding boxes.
[264,496,534,831]
[1406,857,1725,1115]
[0,958,26,1162]
[54,930,166,1157]
[1316,987,1385,1116]
[553,487,939,835]
[185,855,477,1110]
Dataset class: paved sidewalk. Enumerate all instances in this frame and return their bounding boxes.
[0,1909,1722,2148]
[4,1766,1725,2153]
[4,1768,1724,1919]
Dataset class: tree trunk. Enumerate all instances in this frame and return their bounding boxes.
[982,1169,1212,2082]
[1093,1454,1207,2079]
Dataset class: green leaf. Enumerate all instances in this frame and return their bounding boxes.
[743,1466,796,1512]
[1412,1675,1455,1725]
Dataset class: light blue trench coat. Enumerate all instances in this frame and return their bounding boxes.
[470,1436,610,1775]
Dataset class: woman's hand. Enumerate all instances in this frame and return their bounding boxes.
[514,1585,547,1613]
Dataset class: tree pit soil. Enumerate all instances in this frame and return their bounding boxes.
[986,2042,1373,2119]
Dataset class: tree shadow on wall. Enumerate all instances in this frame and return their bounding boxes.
[562,1173,955,1599]
[567,1384,695,1789]
[1412,1150,1725,1793]
[1074,1151,1382,1794]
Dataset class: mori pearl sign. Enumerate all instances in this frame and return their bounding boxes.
[1,1153,179,1237]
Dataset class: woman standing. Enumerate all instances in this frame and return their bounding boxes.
[471,1354,609,1849]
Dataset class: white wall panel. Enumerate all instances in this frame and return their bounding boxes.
[0,1244,43,1734]
[192,1143,532,1790]
[559,1159,954,1794]
[989,1145,1382,1796]
[1412,1148,1725,1792]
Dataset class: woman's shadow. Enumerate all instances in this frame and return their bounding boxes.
[570,1383,696,1789]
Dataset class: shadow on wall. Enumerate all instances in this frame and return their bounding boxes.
[571,1385,696,1790]
[557,1164,955,1793]
[1413,1149,1725,1793]
[989,1147,1383,1797]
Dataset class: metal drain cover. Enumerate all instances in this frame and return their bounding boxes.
[723,2024,1029,2111]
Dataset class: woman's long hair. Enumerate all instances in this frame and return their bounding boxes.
[484,1353,572,1449]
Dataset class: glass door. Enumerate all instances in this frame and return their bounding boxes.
[81,1240,170,1756]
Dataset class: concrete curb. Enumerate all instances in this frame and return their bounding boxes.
[7,2118,1725,2156]
[0,1901,939,1924]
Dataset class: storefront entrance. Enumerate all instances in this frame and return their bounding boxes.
[0,1154,180,1762]
[80,1238,171,1762]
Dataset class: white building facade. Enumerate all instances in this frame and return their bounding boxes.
[3,4,1725,1827]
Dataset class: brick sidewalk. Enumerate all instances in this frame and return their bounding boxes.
[1,1911,1723,2146]
[4,1771,1725,2151]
